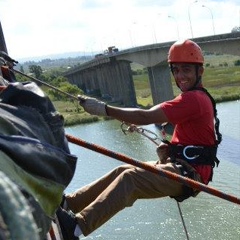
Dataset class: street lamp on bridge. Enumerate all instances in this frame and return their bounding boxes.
[202,5,216,35]
[168,15,180,40]
[188,0,198,38]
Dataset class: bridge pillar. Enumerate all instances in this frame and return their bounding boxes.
[148,63,174,105]
[105,60,137,107]
[66,60,137,107]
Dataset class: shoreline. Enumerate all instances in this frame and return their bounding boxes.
[62,95,239,127]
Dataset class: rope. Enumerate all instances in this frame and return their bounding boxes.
[121,123,190,239]
[66,134,240,206]
[177,202,190,240]
[12,69,78,101]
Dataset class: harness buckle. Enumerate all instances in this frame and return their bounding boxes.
[183,145,203,160]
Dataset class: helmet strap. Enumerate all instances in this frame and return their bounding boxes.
[188,65,203,91]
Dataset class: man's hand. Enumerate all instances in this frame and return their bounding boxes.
[78,95,108,116]
[156,142,169,164]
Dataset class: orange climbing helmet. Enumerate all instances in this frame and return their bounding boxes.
[168,39,204,64]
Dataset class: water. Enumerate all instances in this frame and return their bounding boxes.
[65,100,240,240]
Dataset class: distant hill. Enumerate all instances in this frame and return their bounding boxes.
[17,51,94,63]
[15,52,95,72]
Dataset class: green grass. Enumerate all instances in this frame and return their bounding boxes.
[132,54,240,106]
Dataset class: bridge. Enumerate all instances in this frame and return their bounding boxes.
[64,32,240,107]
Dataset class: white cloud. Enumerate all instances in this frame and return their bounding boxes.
[0,0,239,59]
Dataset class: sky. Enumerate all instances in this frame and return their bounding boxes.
[0,0,239,60]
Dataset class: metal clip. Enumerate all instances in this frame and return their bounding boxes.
[183,145,203,160]
[121,122,162,146]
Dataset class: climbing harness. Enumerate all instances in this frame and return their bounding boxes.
[192,87,222,146]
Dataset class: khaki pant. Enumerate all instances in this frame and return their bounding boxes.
[66,161,187,236]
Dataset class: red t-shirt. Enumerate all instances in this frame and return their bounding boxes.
[160,90,215,184]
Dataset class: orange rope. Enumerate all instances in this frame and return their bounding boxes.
[66,134,240,206]
[0,86,6,92]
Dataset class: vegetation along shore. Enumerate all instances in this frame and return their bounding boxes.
[16,53,240,127]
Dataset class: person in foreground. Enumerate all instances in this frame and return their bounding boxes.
[56,39,222,239]
[0,77,77,238]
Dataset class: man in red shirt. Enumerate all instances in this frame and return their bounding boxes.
[57,40,221,239]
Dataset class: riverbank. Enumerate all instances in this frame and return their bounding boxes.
[54,85,240,127]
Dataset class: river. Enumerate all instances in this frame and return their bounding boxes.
[65,100,240,240]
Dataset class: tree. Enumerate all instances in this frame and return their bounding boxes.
[20,65,24,73]
[47,76,83,101]
[234,59,240,66]
[231,26,240,33]
[29,65,43,79]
